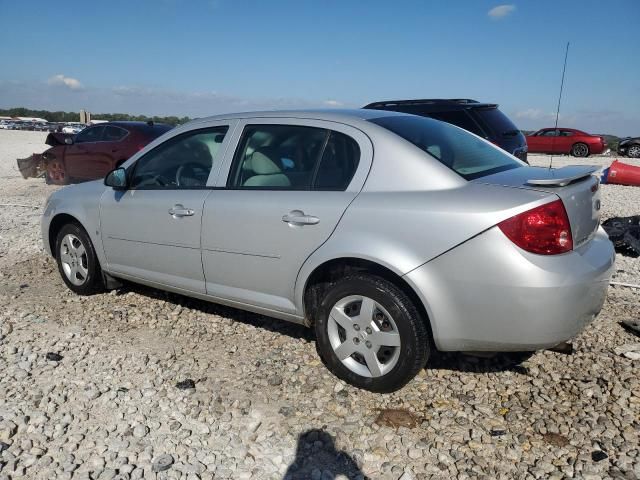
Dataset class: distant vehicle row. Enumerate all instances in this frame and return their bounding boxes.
[0,120,87,133]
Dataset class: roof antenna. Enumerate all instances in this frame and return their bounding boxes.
[549,42,570,169]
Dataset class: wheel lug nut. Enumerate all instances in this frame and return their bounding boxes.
[353,338,360,344]
[365,341,372,349]
[365,327,372,334]
[353,324,360,331]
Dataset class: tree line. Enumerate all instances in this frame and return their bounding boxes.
[0,107,191,126]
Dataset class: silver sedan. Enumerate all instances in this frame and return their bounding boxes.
[41,110,615,392]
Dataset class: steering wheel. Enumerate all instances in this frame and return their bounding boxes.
[176,162,205,186]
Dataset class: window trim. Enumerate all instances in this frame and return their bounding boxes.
[128,125,229,191]
[225,124,360,192]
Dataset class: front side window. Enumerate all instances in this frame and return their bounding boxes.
[370,115,521,180]
[75,126,104,143]
[130,127,228,189]
[541,129,559,137]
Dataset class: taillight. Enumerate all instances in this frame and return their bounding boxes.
[498,199,573,255]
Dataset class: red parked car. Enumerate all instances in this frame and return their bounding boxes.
[17,121,172,185]
[526,128,607,157]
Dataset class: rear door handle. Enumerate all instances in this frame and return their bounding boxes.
[282,210,320,226]
[169,204,194,218]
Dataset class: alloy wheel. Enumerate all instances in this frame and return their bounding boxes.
[327,295,401,378]
[628,145,640,158]
[59,234,89,286]
[572,144,588,157]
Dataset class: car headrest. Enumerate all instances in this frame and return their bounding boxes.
[251,148,282,175]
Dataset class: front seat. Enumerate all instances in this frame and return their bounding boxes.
[243,148,291,187]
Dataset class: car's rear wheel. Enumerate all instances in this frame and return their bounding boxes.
[314,274,430,393]
[55,223,104,295]
[46,159,69,185]
[571,142,590,157]
[627,144,640,158]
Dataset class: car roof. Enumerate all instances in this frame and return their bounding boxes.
[107,121,171,128]
[186,108,407,126]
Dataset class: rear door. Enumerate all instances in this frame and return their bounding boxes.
[100,122,233,293]
[201,118,372,314]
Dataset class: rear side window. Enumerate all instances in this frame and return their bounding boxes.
[103,126,128,142]
[75,126,104,143]
[314,131,360,190]
[472,107,520,138]
[228,125,360,190]
[370,115,521,180]
[424,110,485,136]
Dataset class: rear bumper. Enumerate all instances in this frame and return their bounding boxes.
[405,226,615,351]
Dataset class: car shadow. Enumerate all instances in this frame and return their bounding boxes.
[427,350,533,375]
[118,281,314,342]
[283,429,367,480]
[114,283,532,375]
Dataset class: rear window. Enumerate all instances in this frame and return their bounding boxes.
[472,107,520,138]
[369,115,522,180]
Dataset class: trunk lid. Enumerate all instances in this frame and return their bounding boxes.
[473,165,602,248]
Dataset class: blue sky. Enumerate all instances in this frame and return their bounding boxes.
[1,0,638,135]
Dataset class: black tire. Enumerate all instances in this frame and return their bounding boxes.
[627,144,640,159]
[314,274,430,393]
[571,142,590,157]
[54,223,104,295]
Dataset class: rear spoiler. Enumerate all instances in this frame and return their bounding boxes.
[526,166,599,187]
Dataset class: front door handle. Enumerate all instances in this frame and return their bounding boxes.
[169,204,194,218]
[282,210,320,226]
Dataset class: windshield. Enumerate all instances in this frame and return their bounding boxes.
[370,115,522,180]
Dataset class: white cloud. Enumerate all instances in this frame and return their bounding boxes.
[514,108,551,121]
[323,99,343,107]
[47,74,83,90]
[488,4,516,20]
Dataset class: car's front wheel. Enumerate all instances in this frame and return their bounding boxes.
[571,142,590,157]
[55,223,104,295]
[314,274,430,393]
[627,144,640,159]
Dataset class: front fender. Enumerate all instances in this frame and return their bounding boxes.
[41,181,107,267]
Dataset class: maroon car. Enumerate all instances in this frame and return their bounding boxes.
[18,121,172,185]
[526,128,607,157]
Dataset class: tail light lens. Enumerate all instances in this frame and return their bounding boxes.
[498,199,573,255]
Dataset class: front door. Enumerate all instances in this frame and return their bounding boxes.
[100,124,232,293]
[65,125,108,179]
[201,120,372,314]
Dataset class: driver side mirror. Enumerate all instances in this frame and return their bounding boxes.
[64,137,73,145]
[105,167,128,190]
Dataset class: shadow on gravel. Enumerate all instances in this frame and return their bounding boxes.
[120,282,314,341]
[427,351,534,375]
[283,429,367,480]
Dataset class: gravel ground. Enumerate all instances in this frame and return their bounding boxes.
[0,130,639,480]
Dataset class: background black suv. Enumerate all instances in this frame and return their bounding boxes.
[363,99,528,163]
